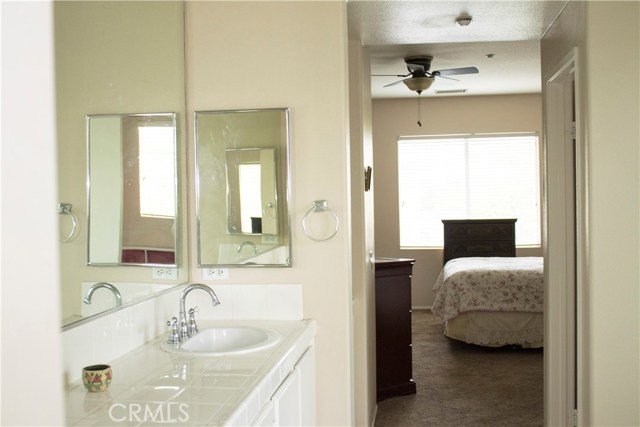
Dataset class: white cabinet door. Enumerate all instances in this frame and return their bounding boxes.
[253,400,275,427]
[272,345,316,426]
[273,369,302,426]
[296,346,316,426]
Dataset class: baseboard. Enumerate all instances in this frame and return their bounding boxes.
[371,404,378,427]
[412,305,432,311]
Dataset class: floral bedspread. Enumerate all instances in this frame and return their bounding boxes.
[431,257,543,321]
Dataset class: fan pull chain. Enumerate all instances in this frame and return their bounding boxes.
[417,95,422,127]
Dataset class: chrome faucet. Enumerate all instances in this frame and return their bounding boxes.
[177,283,220,341]
[83,282,122,307]
[237,240,258,255]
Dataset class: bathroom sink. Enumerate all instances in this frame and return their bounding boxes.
[160,326,281,356]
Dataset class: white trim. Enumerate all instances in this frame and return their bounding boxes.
[370,405,378,427]
[544,47,584,427]
[573,48,588,427]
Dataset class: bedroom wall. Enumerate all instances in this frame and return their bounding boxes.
[372,94,543,308]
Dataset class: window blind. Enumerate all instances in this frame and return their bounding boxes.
[398,134,541,247]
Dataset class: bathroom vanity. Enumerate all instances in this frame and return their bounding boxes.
[65,319,316,426]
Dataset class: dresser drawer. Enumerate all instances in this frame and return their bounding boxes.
[443,221,515,242]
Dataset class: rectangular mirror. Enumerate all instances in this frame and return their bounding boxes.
[87,113,178,266]
[195,109,291,267]
[55,0,188,328]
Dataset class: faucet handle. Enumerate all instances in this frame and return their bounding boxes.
[187,307,199,336]
[166,317,180,344]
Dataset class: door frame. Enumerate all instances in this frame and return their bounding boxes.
[543,47,587,426]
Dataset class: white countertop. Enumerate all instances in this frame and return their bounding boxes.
[65,319,316,426]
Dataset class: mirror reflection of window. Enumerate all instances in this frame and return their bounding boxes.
[138,126,176,219]
[239,163,262,233]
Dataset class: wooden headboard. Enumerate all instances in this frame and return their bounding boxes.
[441,219,517,265]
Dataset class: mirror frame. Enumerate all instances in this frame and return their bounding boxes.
[194,108,292,268]
[86,112,180,267]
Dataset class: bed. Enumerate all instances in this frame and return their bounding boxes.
[431,219,544,348]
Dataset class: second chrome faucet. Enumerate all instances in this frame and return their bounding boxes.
[84,282,122,307]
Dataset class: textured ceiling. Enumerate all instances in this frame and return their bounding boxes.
[347,0,569,98]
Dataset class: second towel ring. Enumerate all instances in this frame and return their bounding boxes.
[302,200,339,242]
[58,202,78,243]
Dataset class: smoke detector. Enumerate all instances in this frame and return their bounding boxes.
[456,15,472,26]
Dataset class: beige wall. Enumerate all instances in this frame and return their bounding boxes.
[1,2,65,425]
[185,3,353,425]
[584,2,639,424]
[372,94,543,308]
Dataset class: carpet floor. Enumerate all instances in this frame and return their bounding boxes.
[374,310,543,427]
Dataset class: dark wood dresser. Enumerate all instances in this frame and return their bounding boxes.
[374,257,417,401]
[442,219,517,265]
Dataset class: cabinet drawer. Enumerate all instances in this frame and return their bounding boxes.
[444,222,515,242]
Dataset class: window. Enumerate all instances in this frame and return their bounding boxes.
[398,134,540,248]
[138,126,176,218]
[238,163,262,233]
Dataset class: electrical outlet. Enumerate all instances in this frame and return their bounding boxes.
[262,234,278,244]
[152,267,178,280]
[202,267,229,280]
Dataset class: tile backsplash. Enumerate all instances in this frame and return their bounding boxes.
[62,284,302,385]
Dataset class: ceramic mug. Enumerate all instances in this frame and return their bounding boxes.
[82,364,112,392]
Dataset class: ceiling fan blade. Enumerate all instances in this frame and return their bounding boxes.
[432,66,479,77]
[432,74,459,82]
[383,79,405,88]
[372,73,411,78]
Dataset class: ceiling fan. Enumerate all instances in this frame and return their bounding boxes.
[374,55,479,94]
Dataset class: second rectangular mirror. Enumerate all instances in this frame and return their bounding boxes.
[87,113,178,266]
[195,109,291,267]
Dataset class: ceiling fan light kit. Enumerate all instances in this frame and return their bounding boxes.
[403,76,434,94]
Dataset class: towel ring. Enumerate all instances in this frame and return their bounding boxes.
[58,203,78,243]
[302,200,339,242]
